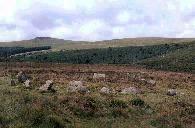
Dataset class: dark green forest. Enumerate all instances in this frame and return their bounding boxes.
[138,45,195,73]
[0,46,51,61]
[12,42,195,73]
[14,43,191,64]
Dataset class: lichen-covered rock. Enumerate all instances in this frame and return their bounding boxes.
[77,85,89,94]
[24,80,31,88]
[93,73,106,79]
[39,80,55,93]
[167,89,177,96]
[100,87,110,94]
[17,71,28,83]
[147,80,156,85]
[67,80,89,94]
[39,85,48,92]
[67,85,77,92]
[45,80,53,87]
[121,87,141,94]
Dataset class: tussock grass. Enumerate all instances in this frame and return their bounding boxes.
[0,64,194,128]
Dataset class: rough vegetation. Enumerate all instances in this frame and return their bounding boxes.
[0,63,194,128]
[0,38,194,127]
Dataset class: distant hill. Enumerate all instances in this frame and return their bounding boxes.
[1,37,195,73]
[1,37,195,50]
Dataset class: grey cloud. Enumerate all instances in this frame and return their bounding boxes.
[0,0,195,41]
[183,10,195,21]
[0,23,17,30]
[18,7,64,30]
[13,0,160,40]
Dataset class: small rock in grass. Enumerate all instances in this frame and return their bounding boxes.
[167,89,177,96]
[67,80,89,94]
[17,71,28,83]
[39,80,55,93]
[121,87,141,94]
[93,73,106,79]
[100,87,110,94]
[147,80,156,85]
[77,85,89,94]
[24,79,31,88]
[67,85,77,92]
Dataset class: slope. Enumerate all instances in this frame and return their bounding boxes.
[1,37,195,50]
[138,42,195,73]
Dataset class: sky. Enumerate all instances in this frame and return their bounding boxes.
[0,0,195,41]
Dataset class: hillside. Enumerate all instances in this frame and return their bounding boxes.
[12,41,195,73]
[1,37,194,73]
[1,37,195,50]
[138,42,195,73]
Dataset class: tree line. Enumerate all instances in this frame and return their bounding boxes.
[14,43,190,64]
[0,46,51,61]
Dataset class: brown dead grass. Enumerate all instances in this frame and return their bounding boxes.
[0,62,194,128]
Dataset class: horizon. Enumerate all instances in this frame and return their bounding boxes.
[0,0,195,42]
[1,36,195,43]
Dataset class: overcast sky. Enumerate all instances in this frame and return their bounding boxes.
[0,0,195,41]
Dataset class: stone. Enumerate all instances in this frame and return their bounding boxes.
[67,80,89,94]
[100,87,110,94]
[39,80,55,93]
[67,85,77,92]
[121,87,141,94]
[17,71,28,83]
[167,89,177,96]
[140,78,146,81]
[93,73,106,79]
[39,85,48,92]
[147,80,156,85]
[24,80,31,88]
[47,80,53,87]
[77,85,89,94]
